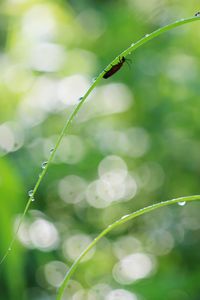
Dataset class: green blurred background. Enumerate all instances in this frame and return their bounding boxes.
[0,0,200,299]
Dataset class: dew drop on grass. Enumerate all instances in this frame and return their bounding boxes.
[121,214,130,220]
[145,34,150,37]
[50,148,54,154]
[78,97,83,102]
[28,190,34,197]
[28,190,35,201]
[195,12,200,17]
[41,161,48,169]
[131,43,135,47]
[178,201,186,206]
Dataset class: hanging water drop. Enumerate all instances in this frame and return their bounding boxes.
[41,161,48,169]
[131,42,135,47]
[31,197,35,202]
[145,34,150,38]
[28,190,34,197]
[178,201,186,206]
[50,148,54,154]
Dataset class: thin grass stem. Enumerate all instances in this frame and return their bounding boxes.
[56,195,200,299]
[1,15,200,268]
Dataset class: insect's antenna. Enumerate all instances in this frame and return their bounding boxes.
[125,58,132,69]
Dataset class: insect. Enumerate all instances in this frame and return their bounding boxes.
[103,56,126,79]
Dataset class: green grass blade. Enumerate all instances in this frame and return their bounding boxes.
[56,195,200,299]
[1,15,200,267]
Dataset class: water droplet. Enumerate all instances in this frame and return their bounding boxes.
[31,197,35,202]
[178,201,186,206]
[131,43,135,47]
[78,97,83,102]
[8,247,11,251]
[195,12,200,17]
[121,214,130,220]
[41,161,48,169]
[50,148,54,154]
[28,190,34,197]
[145,34,150,38]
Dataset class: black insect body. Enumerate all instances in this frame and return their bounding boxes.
[103,56,126,79]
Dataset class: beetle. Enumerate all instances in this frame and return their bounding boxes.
[103,56,126,79]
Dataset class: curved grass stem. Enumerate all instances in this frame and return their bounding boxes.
[56,195,200,299]
[0,15,200,267]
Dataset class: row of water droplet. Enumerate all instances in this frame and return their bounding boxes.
[28,154,52,201]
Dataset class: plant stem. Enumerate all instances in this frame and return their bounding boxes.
[56,195,200,299]
[0,15,199,266]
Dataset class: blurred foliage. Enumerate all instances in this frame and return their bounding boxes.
[0,0,200,299]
